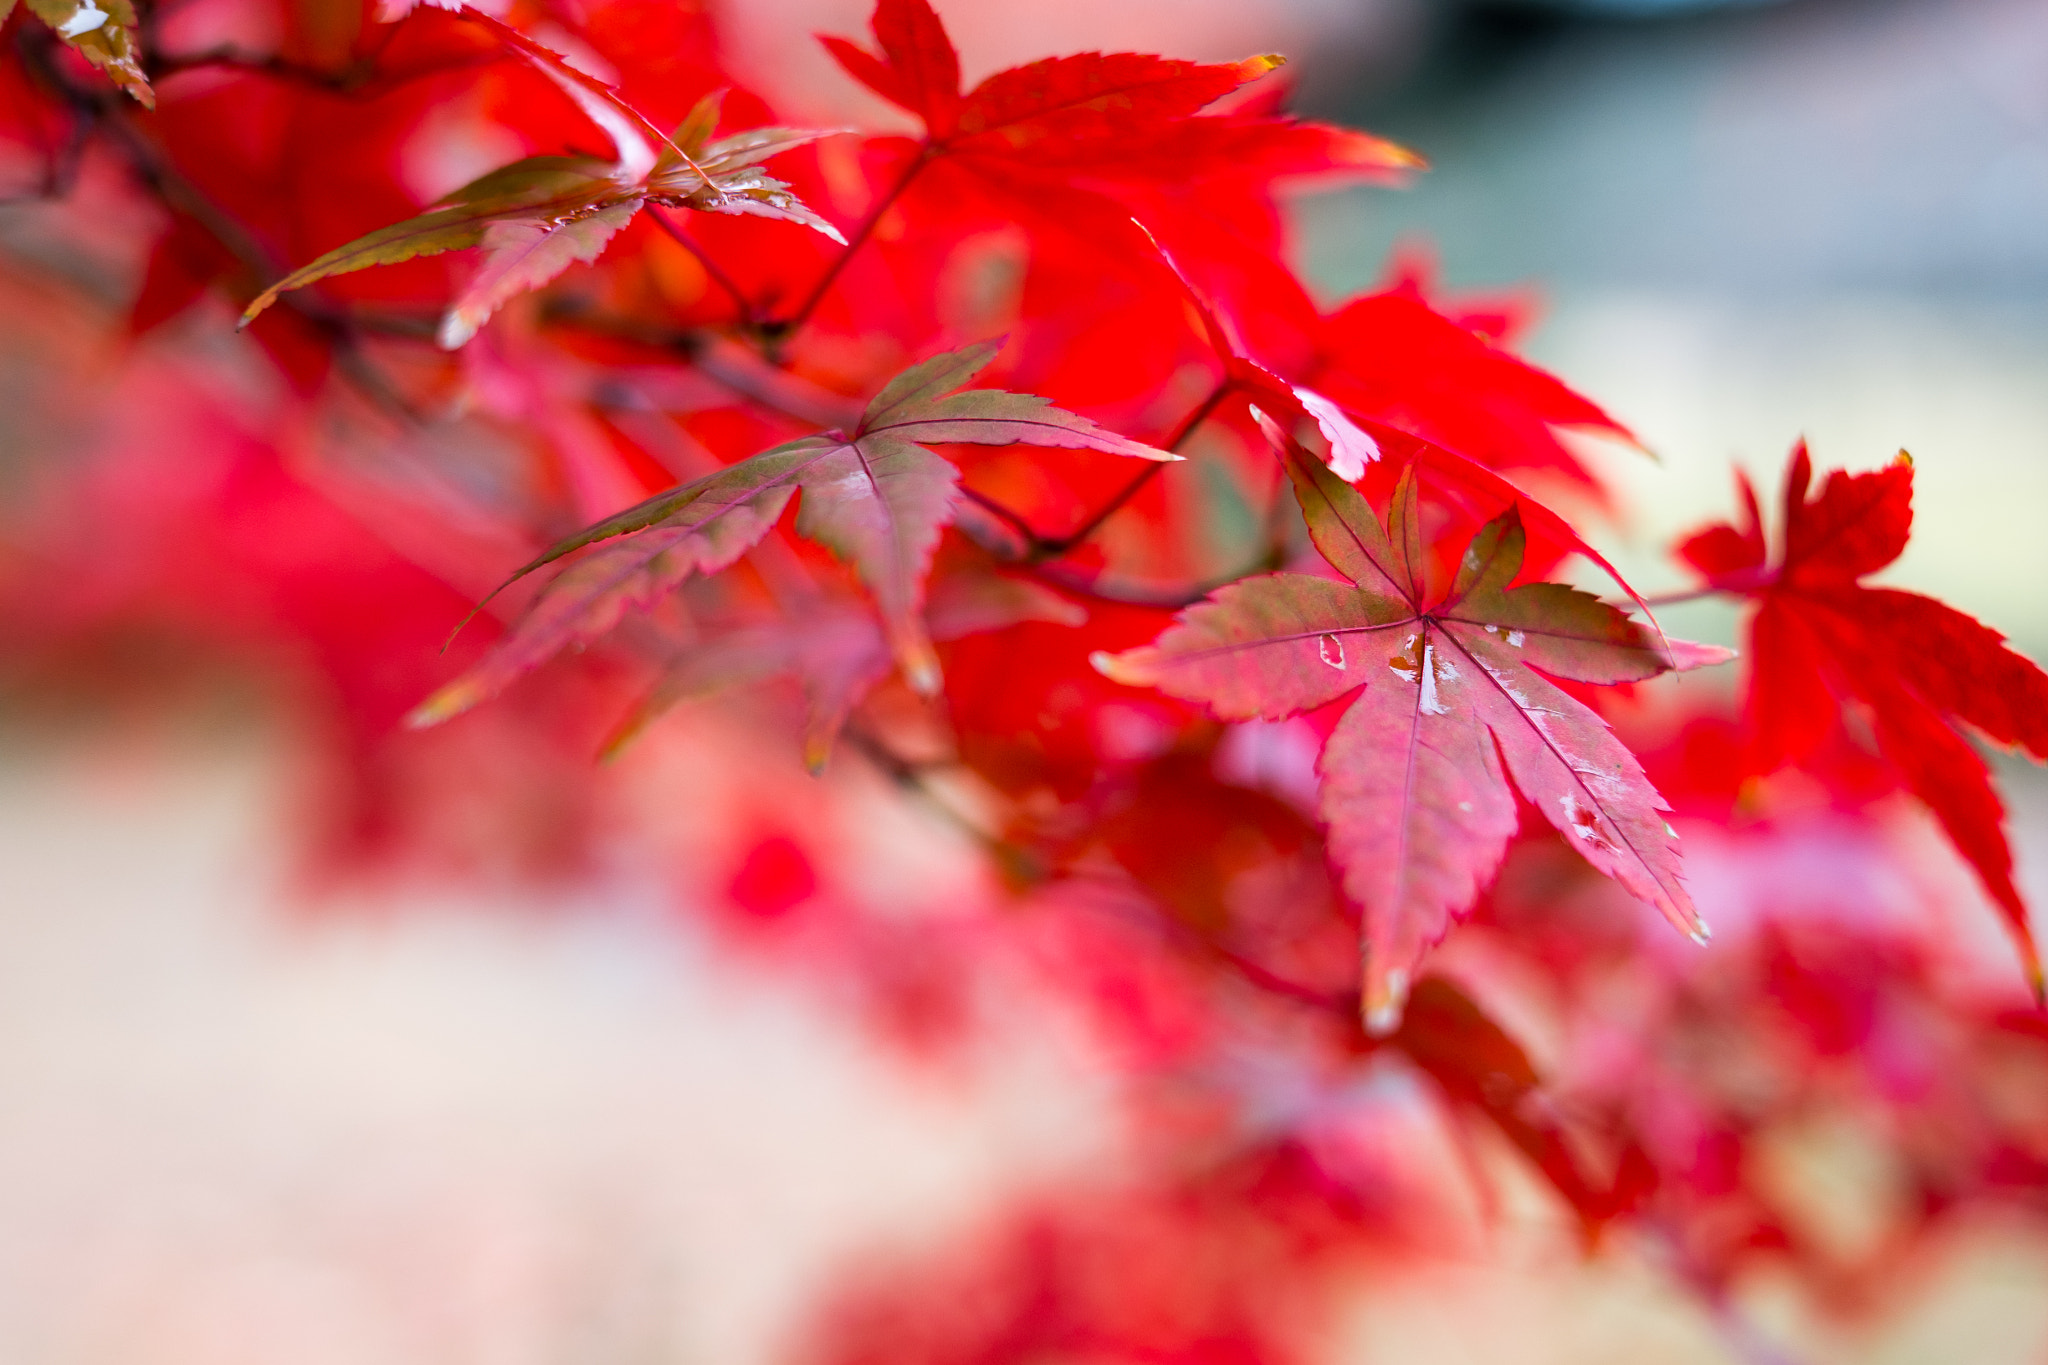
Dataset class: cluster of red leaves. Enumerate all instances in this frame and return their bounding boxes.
[4,0,2048,1356]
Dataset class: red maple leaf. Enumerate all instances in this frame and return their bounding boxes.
[1301,270,1636,494]
[1679,441,2048,996]
[1101,435,1726,1031]
[820,0,1413,174]
[813,0,1417,320]
[411,341,1171,730]
[1136,226,1658,621]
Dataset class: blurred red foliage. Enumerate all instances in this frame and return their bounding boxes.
[4,0,2047,1357]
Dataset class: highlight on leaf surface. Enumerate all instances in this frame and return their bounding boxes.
[410,341,1171,734]
[1097,443,1728,1033]
[12,0,152,106]
[1679,441,2048,998]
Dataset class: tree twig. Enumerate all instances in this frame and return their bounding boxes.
[765,147,931,346]
[648,205,758,328]
[1027,379,1234,560]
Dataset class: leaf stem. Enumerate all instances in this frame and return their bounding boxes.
[1026,378,1234,560]
[1628,570,1774,610]
[948,379,1237,565]
[841,725,1011,856]
[1019,555,1281,611]
[143,25,491,98]
[648,206,757,327]
[768,146,930,343]
[958,486,1045,552]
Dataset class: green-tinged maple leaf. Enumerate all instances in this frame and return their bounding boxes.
[437,198,641,348]
[237,15,842,347]
[13,0,152,106]
[602,572,1086,771]
[1097,437,1729,1033]
[239,157,627,333]
[647,91,848,241]
[409,341,1170,729]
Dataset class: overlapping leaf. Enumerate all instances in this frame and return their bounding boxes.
[1387,976,1647,1236]
[6,0,152,106]
[1302,272,1638,492]
[1137,224,1662,627]
[1679,442,2048,994]
[821,0,1417,186]
[1099,438,1725,1031]
[603,572,1086,771]
[411,341,1170,729]
[239,11,841,347]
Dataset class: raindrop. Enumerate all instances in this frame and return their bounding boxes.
[1320,634,1346,670]
[1419,643,1448,715]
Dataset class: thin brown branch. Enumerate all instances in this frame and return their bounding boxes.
[1623,570,1774,610]
[956,487,1045,555]
[648,206,758,327]
[0,97,90,204]
[841,725,1011,856]
[15,27,424,421]
[766,146,930,346]
[144,44,496,98]
[1025,378,1234,560]
[1019,555,1279,612]
[541,304,863,430]
[947,378,1237,565]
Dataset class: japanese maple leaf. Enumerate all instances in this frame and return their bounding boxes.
[410,341,1171,727]
[1385,977,1647,1236]
[239,14,841,347]
[819,0,1415,197]
[1301,269,1637,494]
[4,0,151,106]
[603,571,1085,771]
[1679,442,2048,995]
[1099,438,1723,1032]
[1129,223,1632,496]
[1138,225,1659,623]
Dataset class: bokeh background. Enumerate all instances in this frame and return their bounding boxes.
[4,0,2047,1360]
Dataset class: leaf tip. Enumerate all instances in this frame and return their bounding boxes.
[437,309,479,350]
[404,683,480,730]
[2016,932,2044,1006]
[903,642,943,697]
[1090,648,1152,688]
[1662,639,1738,673]
[1362,965,1408,1038]
[1238,53,1287,80]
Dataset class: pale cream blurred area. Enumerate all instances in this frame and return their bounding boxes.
[0,723,1115,1365]
[4,731,2046,1365]
[8,0,2048,1361]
